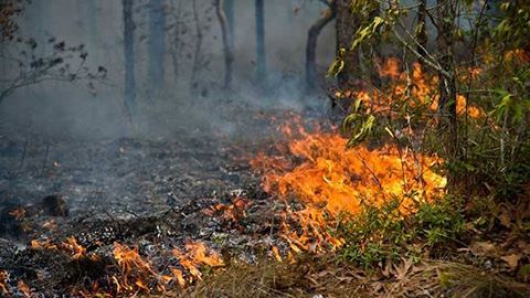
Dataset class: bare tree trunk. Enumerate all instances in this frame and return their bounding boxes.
[122,0,136,121]
[255,0,266,82]
[335,0,360,91]
[190,0,204,90]
[224,0,235,49]
[148,0,166,98]
[215,0,234,89]
[436,0,458,163]
[169,0,182,82]
[306,1,336,91]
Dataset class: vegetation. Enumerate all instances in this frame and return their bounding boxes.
[1,0,529,297]
[201,0,530,296]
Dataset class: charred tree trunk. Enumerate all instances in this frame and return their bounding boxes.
[215,0,234,89]
[436,0,458,162]
[255,0,266,82]
[335,0,360,91]
[148,0,166,97]
[306,1,336,91]
[122,0,136,120]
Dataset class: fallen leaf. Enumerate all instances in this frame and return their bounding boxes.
[470,241,498,256]
[501,254,521,270]
[498,210,511,227]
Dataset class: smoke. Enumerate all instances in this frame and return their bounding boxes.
[0,0,337,141]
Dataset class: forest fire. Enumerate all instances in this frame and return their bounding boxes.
[252,77,449,253]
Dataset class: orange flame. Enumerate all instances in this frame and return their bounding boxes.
[251,119,446,252]
[112,242,158,293]
[110,240,223,294]
[202,197,251,224]
[0,271,9,296]
[62,236,86,259]
[337,58,484,119]
[172,241,224,286]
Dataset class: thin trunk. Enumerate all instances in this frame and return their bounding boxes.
[255,0,266,82]
[224,0,235,49]
[335,0,360,91]
[436,0,458,162]
[369,4,381,88]
[190,0,203,90]
[416,0,428,64]
[306,1,336,91]
[169,0,183,81]
[148,0,166,97]
[215,0,234,89]
[123,0,136,120]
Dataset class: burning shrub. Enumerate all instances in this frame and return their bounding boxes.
[251,116,447,254]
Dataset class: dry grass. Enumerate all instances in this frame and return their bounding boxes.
[172,256,530,298]
[185,255,368,298]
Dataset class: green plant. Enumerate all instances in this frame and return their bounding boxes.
[336,197,465,268]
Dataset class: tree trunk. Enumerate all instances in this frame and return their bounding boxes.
[369,4,381,88]
[123,0,136,120]
[215,0,234,89]
[169,0,182,82]
[148,0,166,97]
[224,0,235,49]
[335,0,360,90]
[436,0,458,162]
[190,0,203,90]
[306,1,336,91]
[255,0,266,82]
[416,0,428,64]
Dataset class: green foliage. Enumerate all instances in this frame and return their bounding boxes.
[335,198,465,269]
[341,98,376,147]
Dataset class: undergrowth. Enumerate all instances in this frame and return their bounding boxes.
[336,198,465,269]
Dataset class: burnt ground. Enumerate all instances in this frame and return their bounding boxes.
[0,102,328,297]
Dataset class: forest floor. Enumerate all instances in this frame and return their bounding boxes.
[0,100,529,297]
